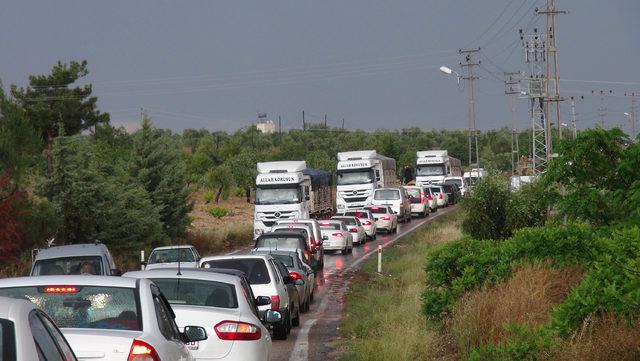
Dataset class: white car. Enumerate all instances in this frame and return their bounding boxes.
[403,185,431,218]
[275,219,325,269]
[445,176,468,197]
[0,295,78,360]
[0,276,207,361]
[270,223,321,269]
[145,245,201,270]
[318,220,353,254]
[341,209,377,240]
[199,255,294,340]
[124,268,280,361]
[366,205,398,233]
[371,187,412,223]
[428,185,449,208]
[331,216,367,245]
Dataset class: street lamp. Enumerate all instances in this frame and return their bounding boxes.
[439,66,461,84]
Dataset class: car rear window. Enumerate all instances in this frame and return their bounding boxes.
[0,286,141,331]
[447,179,462,187]
[333,217,355,225]
[345,211,370,219]
[271,254,294,268]
[202,259,271,285]
[151,278,238,309]
[272,227,309,239]
[374,189,400,200]
[32,256,103,276]
[405,188,421,198]
[255,236,305,251]
[320,223,340,230]
[0,319,16,361]
[148,248,195,264]
[368,207,389,214]
[430,187,441,193]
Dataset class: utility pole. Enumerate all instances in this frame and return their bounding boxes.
[536,0,567,141]
[505,71,521,175]
[592,90,613,128]
[521,28,550,174]
[302,110,306,131]
[324,114,327,128]
[570,96,577,138]
[342,118,345,130]
[624,92,637,138]
[459,48,481,169]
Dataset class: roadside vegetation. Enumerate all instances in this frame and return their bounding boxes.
[342,128,640,360]
[1,59,533,276]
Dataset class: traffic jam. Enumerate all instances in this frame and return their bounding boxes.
[0,150,469,361]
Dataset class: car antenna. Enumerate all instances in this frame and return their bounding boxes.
[177,245,182,276]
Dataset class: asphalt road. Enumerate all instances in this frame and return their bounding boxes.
[271,206,456,361]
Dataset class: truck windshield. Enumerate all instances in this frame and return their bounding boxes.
[32,256,103,276]
[336,169,374,185]
[416,164,445,176]
[255,186,302,205]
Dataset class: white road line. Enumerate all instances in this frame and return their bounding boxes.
[288,319,318,361]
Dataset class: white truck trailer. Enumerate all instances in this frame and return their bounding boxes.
[336,150,397,212]
[415,150,462,186]
[463,168,487,188]
[253,161,332,239]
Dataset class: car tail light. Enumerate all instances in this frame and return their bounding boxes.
[315,245,321,251]
[370,206,379,210]
[215,320,261,341]
[43,286,79,294]
[439,193,443,199]
[362,220,372,226]
[427,195,433,201]
[128,340,160,361]
[270,295,280,310]
[320,222,330,226]
[289,271,303,281]
[332,233,343,237]
[382,216,391,220]
[420,193,425,203]
[349,228,358,232]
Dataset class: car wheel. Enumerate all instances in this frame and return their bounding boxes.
[310,290,315,303]
[342,248,348,255]
[273,314,288,340]
[292,307,300,327]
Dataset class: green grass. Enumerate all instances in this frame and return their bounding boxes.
[340,211,462,361]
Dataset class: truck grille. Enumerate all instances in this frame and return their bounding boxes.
[345,197,368,203]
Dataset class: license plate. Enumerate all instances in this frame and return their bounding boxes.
[187,341,199,350]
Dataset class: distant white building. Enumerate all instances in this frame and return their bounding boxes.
[256,120,276,134]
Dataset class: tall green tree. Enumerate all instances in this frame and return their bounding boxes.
[131,116,193,240]
[11,60,109,175]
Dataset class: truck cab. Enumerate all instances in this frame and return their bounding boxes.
[253,161,311,239]
[336,150,397,212]
[415,150,462,186]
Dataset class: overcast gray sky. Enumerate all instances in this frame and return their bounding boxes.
[1,1,638,134]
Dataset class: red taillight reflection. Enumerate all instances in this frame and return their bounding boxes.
[427,195,433,201]
[362,220,372,226]
[382,216,391,220]
[289,272,303,281]
[439,193,443,199]
[44,286,78,294]
[270,295,280,310]
[420,193,425,203]
[349,228,358,232]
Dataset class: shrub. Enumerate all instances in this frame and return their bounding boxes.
[203,190,214,204]
[207,206,231,219]
[467,323,553,361]
[461,175,511,240]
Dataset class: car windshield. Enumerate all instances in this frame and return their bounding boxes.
[148,249,195,264]
[374,190,400,200]
[320,224,341,230]
[255,236,304,251]
[255,186,301,205]
[0,286,141,331]
[201,259,271,285]
[151,278,238,309]
[416,165,445,176]
[271,254,294,268]
[32,256,103,276]
[336,169,374,185]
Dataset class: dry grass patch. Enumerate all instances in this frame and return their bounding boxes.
[182,222,253,256]
[548,314,640,361]
[451,263,583,357]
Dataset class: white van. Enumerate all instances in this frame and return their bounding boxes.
[371,187,411,223]
[30,242,120,276]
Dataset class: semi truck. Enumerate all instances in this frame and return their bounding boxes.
[415,150,462,186]
[336,150,397,212]
[253,161,332,239]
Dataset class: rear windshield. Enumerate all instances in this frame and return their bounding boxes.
[405,188,421,198]
[0,286,141,331]
[368,207,389,214]
[272,227,309,239]
[333,218,356,226]
[256,236,305,251]
[32,256,103,276]
[148,248,195,264]
[202,259,271,285]
[374,190,400,200]
[0,319,15,361]
[271,254,294,268]
[430,187,441,193]
[320,224,341,230]
[151,278,238,309]
[344,211,371,219]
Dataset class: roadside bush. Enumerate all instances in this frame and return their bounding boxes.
[207,206,231,219]
[467,323,553,361]
[203,190,214,204]
[461,175,511,240]
[506,180,550,231]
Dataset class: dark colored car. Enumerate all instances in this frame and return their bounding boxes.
[254,231,315,268]
[440,183,461,205]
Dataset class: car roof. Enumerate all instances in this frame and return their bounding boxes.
[0,275,138,289]
[123,268,240,284]
[251,249,298,257]
[0,296,37,319]
[34,243,110,260]
[332,216,357,220]
[259,231,306,239]
[200,254,274,263]
[150,245,195,251]
[319,219,344,225]
[375,187,401,191]
[272,223,312,230]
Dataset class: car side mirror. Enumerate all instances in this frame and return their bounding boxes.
[183,326,208,343]
[264,310,282,324]
[295,278,304,286]
[111,269,122,276]
[282,276,292,284]
[255,296,272,306]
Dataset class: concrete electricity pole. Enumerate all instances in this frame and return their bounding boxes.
[505,71,521,175]
[624,92,637,138]
[460,48,481,169]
